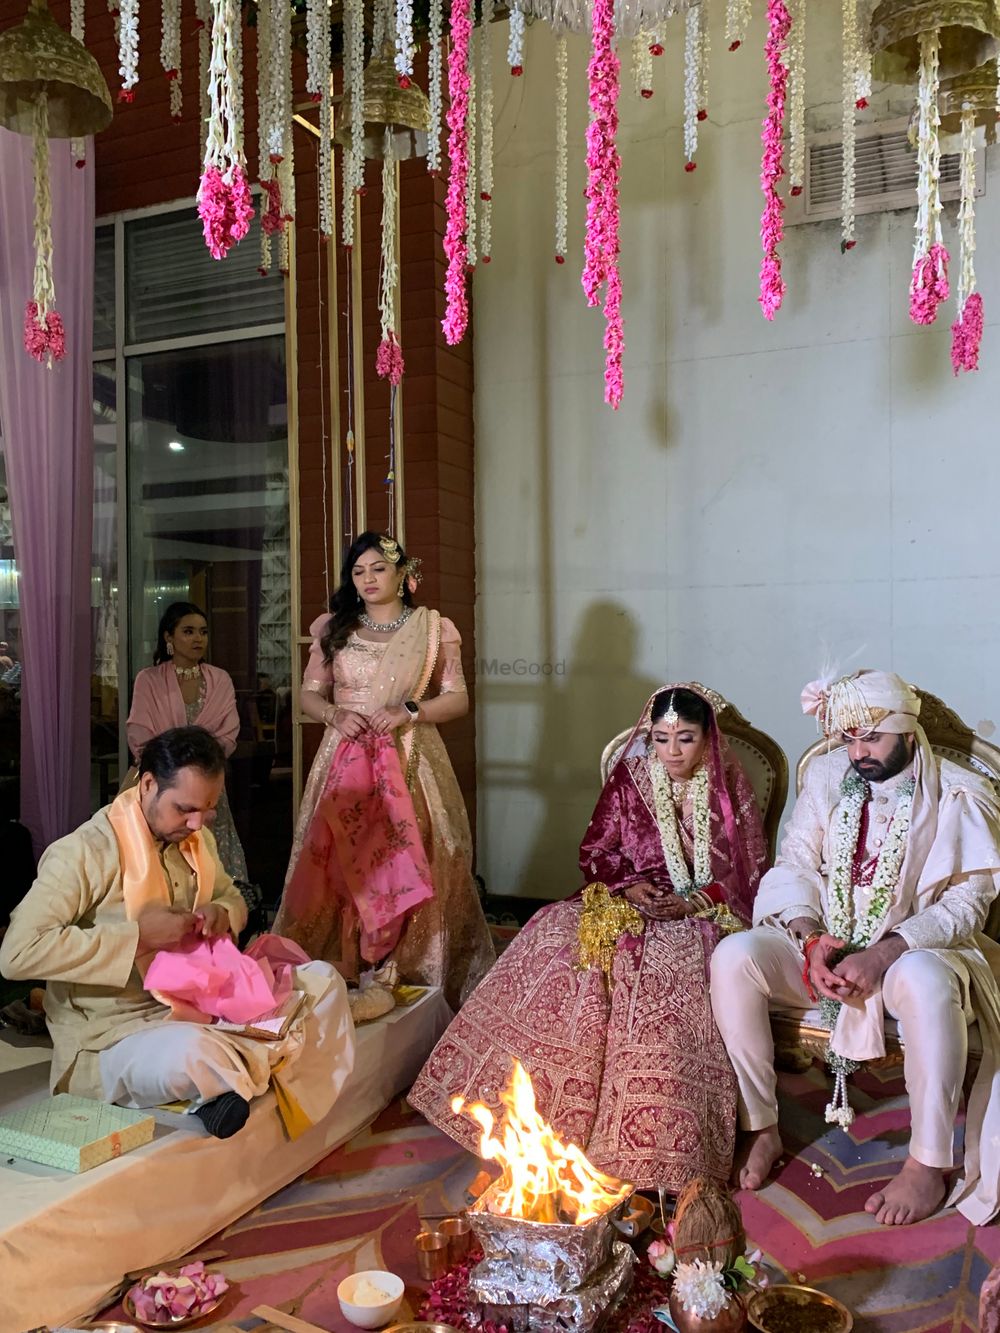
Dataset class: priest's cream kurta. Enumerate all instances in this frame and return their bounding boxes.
[713,746,1000,1224]
[0,806,356,1126]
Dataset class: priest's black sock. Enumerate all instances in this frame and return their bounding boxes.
[193,1091,250,1139]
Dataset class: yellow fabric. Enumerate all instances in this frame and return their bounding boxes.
[107,783,215,920]
[269,1057,315,1140]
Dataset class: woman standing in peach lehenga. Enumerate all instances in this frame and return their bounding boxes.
[273,532,495,1009]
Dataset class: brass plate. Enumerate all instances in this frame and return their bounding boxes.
[747,1284,853,1333]
[384,1324,464,1333]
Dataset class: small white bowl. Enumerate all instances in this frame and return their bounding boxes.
[337,1270,406,1329]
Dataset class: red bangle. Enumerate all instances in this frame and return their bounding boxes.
[801,935,821,1002]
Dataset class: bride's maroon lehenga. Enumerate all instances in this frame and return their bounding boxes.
[408,687,769,1190]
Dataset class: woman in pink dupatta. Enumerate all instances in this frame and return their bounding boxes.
[409,684,769,1191]
[273,533,495,1009]
[127,602,246,882]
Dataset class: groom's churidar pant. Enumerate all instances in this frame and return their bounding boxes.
[710,925,971,1169]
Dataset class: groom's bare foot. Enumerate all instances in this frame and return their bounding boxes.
[864,1156,947,1226]
[733,1126,783,1190]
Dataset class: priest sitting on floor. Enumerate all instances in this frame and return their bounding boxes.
[0,726,355,1140]
[710,670,1000,1227]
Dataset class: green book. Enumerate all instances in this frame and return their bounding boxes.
[0,1093,154,1173]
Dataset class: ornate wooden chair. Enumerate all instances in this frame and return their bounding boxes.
[771,687,1000,1070]
[599,683,788,862]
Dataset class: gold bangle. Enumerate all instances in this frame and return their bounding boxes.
[800,928,824,952]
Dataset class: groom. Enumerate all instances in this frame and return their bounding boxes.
[711,670,1000,1226]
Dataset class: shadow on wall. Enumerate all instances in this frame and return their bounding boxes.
[514,599,661,900]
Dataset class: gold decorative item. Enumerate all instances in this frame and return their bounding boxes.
[747,1284,853,1333]
[940,56,999,132]
[334,42,431,159]
[415,1229,451,1280]
[440,1214,473,1260]
[575,881,644,982]
[870,0,1000,81]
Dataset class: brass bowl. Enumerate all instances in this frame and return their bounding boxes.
[747,1284,853,1333]
[613,1192,656,1238]
[385,1324,464,1333]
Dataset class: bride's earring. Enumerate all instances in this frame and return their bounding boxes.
[167,642,174,658]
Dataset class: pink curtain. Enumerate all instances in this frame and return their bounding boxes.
[0,129,95,853]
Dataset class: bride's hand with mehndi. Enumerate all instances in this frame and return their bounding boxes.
[369,704,411,735]
[624,883,694,921]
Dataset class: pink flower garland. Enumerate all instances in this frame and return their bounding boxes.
[23,302,66,364]
[909,241,949,325]
[376,332,406,384]
[951,291,984,373]
[758,0,792,320]
[442,0,473,345]
[198,164,254,261]
[581,0,625,408]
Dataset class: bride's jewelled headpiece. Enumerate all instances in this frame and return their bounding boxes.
[378,535,402,564]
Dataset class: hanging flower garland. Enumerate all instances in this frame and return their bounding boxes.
[257,0,274,273]
[161,0,182,120]
[950,105,983,373]
[427,0,444,173]
[683,5,708,170]
[117,0,139,102]
[373,0,391,52]
[305,0,326,102]
[197,0,254,260]
[377,132,405,384]
[507,2,526,76]
[23,93,66,365]
[582,0,625,408]
[787,0,805,195]
[305,0,333,238]
[632,32,654,98]
[909,29,949,325]
[70,0,86,166]
[340,0,362,247]
[195,0,211,135]
[758,0,791,320]
[318,82,333,240]
[555,31,569,263]
[466,44,478,265]
[725,0,751,50]
[395,0,416,87]
[840,0,860,250]
[479,0,496,263]
[649,762,712,892]
[442,0,473,343]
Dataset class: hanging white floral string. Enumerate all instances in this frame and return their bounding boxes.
[909,29,949,324]
[197,0,254,260]
[725,0,751,50]
[840,0,859,249]
[279,155,295,273]
[117,0,139,102]
[340,0,361,246]
[278,0,294,236]
[257,0,274,273]
[23,93,66,365]
[303,0,332,237]
[160,0,182,120]
[427,0,444,173]
[318,76,333,239]
[479,0,496,262]
[696,2,710,119]
[395,0,416,87]
[466,43,479,265]
[555,31,568,262]
[376,130,405,384]
[788,0,805,195]
[508,1,526,76]
[306,0,326,102]
[70,0,86,166]
[950,105,983,373]
[632,32,654,98]
[195,0,211,133]
[855,5,872,109]
[373,0,391,53]
[683,4,703,169]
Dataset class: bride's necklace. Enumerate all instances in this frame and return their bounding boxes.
[648,761,712,895]
[359,605,412,634]
[174,664,201,681]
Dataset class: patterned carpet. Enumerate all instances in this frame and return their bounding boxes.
[98,1068,993,1333]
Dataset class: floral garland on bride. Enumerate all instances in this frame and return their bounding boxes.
[649,760,711,894]
[820,768,915,1128]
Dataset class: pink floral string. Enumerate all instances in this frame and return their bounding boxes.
[198,164,254,260]
[376,332,406,384]
[758,0,792,320]
[442,0,473,345]
[23,302,66,365]
[951,291,984,373]
[582,0,625,408]
[909,242,949,325]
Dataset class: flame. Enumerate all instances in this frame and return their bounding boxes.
[451,1060,631,1225]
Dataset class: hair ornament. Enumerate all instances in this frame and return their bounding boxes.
[379,535,402,564]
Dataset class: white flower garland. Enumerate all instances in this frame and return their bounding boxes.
[507,2,526,74]
[31,94,56,319]
[395,0,416,84]
[427,0,444,173]
[379,130,399,343]
[673,1261,728,1321]
[956,104,977,311]
[306,0,327,98]
[70,0,86,165]
[466,41,478,264]
[788,0,805,193]
[161,0,182,120]
[373,0,391,54]
[555,31,568,260]
[319,76,333,238]
[479,0,496,261]
[914,28,944,266]
[649,761,712,894]
[725,0,752,50]
[118,0,139,100]
[343,0,366,243]
[841,0,859,247]
[257,0,274,272]
[196,0,211,136]
[683,5,708,166]
[632,32,653,98]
